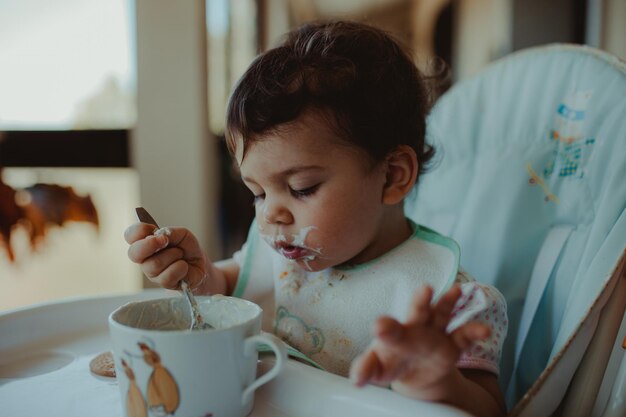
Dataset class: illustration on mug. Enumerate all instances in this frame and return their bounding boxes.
[119,340,216,417]
[121,358,148,417]
[138,342,180,417]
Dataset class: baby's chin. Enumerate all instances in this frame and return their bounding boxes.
[291,256,333,272]
[293,257,321,272]
[294,255,355,272]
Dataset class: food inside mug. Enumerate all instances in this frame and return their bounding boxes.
[112,295,260,331]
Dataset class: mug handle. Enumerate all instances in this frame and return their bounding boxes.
[241,332,287,404]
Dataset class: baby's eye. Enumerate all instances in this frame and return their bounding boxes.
[290,184,319,199]
[252,193,265,205]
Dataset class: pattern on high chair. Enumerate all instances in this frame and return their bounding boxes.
[528,90,597,203]
[543,90,596,179]
[527,164,559,203]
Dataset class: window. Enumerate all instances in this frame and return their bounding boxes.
[207,0,258,255]
[0,0,140,311]
[0,0,135,130]
[207,0,257,135]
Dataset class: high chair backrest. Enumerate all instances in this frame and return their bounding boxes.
[405,44,626,415]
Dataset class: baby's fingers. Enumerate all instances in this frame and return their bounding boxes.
[127,233,169,263]
[148,259,189,290]
[432,285,463,330]
[124,222,158,244]
[406,286,434,325]
[142,247,184,280]
[450,321,491,351]
[350,350,382,387]
[375,316,405,344]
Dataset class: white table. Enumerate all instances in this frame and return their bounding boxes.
[0,290,472,417]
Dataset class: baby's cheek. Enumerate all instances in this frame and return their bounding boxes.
[256,217,267,233]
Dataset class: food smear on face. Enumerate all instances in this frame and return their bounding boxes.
[300,255,317,271]
[292,226,317,247]
[261,225,323,270]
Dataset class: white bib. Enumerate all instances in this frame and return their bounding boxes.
[234,221,460,376]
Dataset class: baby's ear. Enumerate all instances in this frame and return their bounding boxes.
[381,145,418,205]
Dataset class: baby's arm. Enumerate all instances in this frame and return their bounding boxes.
[350,286,506,417]
[124,222,240,295]
[213,259,241,295]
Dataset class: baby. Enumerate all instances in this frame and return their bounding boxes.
[125,21,507,417]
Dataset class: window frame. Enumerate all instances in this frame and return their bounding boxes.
[0,130,129,168]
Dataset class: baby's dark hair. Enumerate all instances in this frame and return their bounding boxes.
[226,20,437,180]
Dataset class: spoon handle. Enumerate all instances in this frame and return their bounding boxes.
[180,281,204,326]
[134,207,212,330]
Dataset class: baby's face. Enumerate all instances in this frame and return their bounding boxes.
[237,111,392,271]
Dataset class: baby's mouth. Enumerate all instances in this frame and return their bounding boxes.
[276,243,310,260]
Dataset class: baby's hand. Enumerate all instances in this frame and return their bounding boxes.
[350,285,490,395]
[124,222,209,291]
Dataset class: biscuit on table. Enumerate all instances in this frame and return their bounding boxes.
[89,351,116,378]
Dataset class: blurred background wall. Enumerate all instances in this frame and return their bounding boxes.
[0,0,624,310]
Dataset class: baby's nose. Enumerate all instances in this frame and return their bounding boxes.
[262,200,293,225]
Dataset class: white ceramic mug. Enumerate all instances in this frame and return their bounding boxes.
[109,295,287,417]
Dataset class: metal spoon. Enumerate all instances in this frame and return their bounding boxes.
[135,207,213,330]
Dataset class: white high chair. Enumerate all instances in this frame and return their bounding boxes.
[405,44,626,417]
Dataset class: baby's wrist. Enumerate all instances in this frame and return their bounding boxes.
[191,273,210,295]
[198,262,229,296]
